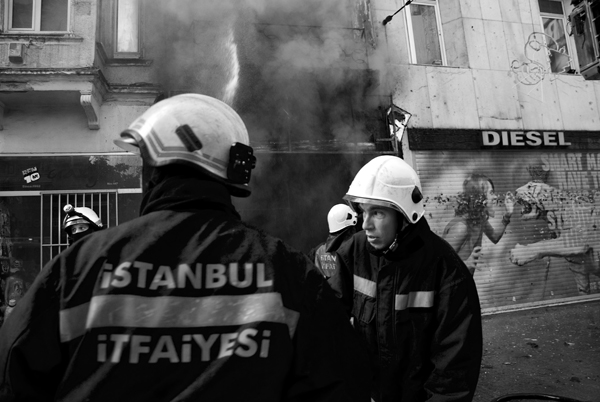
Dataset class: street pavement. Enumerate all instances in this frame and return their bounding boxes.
[474,299,600,402]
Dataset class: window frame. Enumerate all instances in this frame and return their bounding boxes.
[97,0,143,61]
[539,0,576,73]
[404,0,447,66]
[113,0,141,59]
[4,0,71,34]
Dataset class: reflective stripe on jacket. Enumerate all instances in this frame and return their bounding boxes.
[330,218,483,402]
[0,177,371,402]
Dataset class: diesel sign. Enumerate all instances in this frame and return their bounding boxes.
[482,131,571,147]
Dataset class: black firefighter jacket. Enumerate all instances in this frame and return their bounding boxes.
[308,226,355,279]
[329,218,483,402]
[0,176,371,402]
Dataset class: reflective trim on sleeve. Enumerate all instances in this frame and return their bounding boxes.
[353,274,376,298]
[395,291,434,310]
[60,293,299,342]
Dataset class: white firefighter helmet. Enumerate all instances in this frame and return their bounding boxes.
[114,93,255,197]
[327,204,358,233]
[344,155,424,224]
[62,204,103,234]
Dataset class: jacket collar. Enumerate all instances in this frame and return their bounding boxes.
[140,175,240,219]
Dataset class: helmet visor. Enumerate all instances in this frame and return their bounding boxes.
[343,195,408,220]
[114,132,141,154]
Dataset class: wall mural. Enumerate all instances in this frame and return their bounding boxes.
[418,150,600,310]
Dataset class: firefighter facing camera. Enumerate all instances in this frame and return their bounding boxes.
[330,155,483,401]
[62,204,103,245]
[0,94,370,401]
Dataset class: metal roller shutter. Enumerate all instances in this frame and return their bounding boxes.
[415,149,600,311]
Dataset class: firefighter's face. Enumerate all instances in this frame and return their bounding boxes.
[360,203,398,250]
[71,223,90,235]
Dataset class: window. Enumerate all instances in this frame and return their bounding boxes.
[539,0,573,73]
[98,0,142,61]
[5,0,69,33]
[115,0,139,56]
[405,0,446,66]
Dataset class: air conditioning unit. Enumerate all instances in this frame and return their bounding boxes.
[569,0,600,79]
[8,43,23,63]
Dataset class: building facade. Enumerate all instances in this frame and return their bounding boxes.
[0,0,599,320]
[380,0,600,311]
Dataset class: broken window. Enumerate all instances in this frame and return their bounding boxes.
[6,0,69,32]
[539,0,573,73]
[405,0,445,66]
[568,0,600,78]
[352,0,376,48]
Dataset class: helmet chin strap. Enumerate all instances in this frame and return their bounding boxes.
[383,235,399,255]
[382,213,409,255]
[365,211,411,257]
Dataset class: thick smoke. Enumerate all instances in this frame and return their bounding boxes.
[150,0,387,251]
[151,0,384,142]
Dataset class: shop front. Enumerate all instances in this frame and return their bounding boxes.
[0,154,142,326]
[409,129,600,312]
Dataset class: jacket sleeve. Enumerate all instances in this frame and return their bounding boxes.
[424,259,483,402]
[307,245,318,264]
[327,251,354,316]
[283,266,371,402]
[0,260,66,402]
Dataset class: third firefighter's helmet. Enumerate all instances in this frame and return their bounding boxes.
[344,155,424,224]
[62,205,103,234]
[114,94,256,197]
[62,204,104,245]
[327,204,358,233]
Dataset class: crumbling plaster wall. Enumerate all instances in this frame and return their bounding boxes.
[0,99,150,153]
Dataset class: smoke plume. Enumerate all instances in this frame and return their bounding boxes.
[149,0,387,250]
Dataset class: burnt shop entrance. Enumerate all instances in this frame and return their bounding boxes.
[408,129,600,312]
[0,154,142,327]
